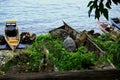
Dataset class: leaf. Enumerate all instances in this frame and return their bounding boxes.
[88,0,99,18]
[99,2,104,9]
[99,2,104,14]
[103,8,109,20]
[87,1,93,7]
[95,7,100,20]
[108,0,112,5]
[112,0,118,5]
[106,2,111,9]
[93,0,98,8]
[88,5,94,17]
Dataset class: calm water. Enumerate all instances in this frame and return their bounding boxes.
[0,0,120,35]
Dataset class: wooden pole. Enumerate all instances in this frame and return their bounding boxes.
[0,69,120,80]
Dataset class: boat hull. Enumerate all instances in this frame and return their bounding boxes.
[49,21,79,40]
[98,21,111,33]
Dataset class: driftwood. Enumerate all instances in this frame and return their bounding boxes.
[84,34,105,58]
[0,69,119,80]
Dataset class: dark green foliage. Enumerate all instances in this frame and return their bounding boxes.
[103,8,109,20]
[93,33,120,68]
[106,1,111,9]
[1,34,97,72]
[33,34,96,71]
[49,46,95,71]
[28,34,97,71]
[87,0,120,20]
[112,0,120,5]
[2,34,118,73]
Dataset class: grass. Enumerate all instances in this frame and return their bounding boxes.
[1,33,119,73]
[93,33,120,69]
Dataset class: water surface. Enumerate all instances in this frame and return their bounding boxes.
[0,0,120,35]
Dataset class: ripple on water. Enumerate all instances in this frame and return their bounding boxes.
[0,0,119,35]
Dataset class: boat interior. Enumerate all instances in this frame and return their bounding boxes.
[5,25,18,37]
[112,18,120,23]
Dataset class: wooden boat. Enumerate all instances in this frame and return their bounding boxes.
[98,20,120,38]
[49,21,79,40]
[98,21,114,33]
[4,20,20,51]
[109,18,120,30]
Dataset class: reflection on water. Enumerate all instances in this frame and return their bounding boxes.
[0,43,30,50]
[0,0,120,35]
[0,44,7,50]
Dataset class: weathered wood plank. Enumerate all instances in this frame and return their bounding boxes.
[84,34,106,58]
[0,69,120,80]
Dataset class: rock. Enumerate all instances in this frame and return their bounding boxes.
[63,36,76,52]
[0,35,6,45]
[87,30,101,38]
[20,32,36,44]
[88,30,94,35]
[93,33,101,38]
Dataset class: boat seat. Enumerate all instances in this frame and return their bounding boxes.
[9,40,19,45]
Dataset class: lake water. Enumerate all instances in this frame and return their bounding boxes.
[0,0,120,35]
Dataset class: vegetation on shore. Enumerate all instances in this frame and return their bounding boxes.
[1,33,120,73]
[93,33,120,68]
[1,34,96,72]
